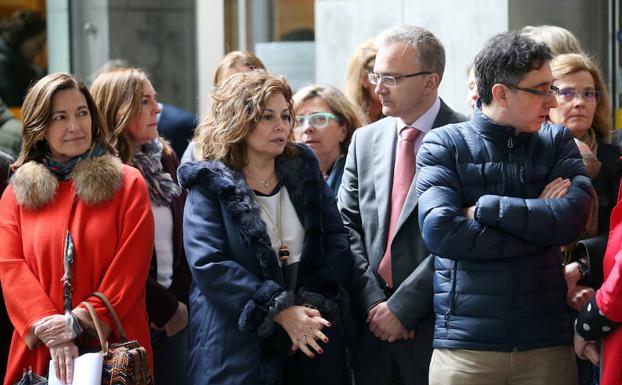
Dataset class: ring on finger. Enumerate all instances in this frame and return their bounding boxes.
[296,334,308,343]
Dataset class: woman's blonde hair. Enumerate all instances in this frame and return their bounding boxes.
[521,25,583,56]
[344,39,378,121]
[196,71,296,169]
[12,73,114,170]
[213,51,266,86]
[293,85,367,154]
[550,53,611,143]
[90,66,150,164]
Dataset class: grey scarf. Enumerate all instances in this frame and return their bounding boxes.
[132,139,181,206]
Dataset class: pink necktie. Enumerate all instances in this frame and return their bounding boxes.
[378,126,420,288]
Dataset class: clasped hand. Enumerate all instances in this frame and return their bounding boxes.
[574,333,599,366]
[151,301,188,337]
[564,262,595,311]
[33,314,76,347]
[368,302,415,342]
[274,305,331,358]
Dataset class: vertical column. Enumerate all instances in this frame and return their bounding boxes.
[47,0,72,73]
[196,0,225,117]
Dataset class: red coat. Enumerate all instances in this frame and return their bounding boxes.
[597,181,622,385]
[0,157,154,385]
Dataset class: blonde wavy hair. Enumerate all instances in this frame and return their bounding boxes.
[344,39,378,121]
[196,71,296,169]
[90,67,150,164]
[213,51,266,86]
[293,85,367,154]
[13,73,114,170]
[521,25,583,56]
[550,53,611,143]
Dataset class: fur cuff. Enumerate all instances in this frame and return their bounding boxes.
[238,280,291,337]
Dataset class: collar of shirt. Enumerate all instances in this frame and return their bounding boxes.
[395,97,441,148]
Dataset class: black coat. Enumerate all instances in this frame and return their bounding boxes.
[0,150,13,385]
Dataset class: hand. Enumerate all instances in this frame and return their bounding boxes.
[50,340,79,384]
[164,301,188,337]
[274,305,331,358]
[539,177,570,199]
[33,314,76,347]
[368,302,408,342]
[461,206,475,219]
[574,333,599,366]
[567,286,595,312]
[564,262,582,292]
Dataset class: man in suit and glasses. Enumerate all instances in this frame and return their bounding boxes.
[338,24,465,385]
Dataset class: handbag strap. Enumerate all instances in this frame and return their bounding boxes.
[80,301,109,353]
[92,291,129,342]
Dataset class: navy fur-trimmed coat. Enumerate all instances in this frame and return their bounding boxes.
[178,143,353,385]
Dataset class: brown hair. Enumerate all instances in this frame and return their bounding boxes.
[293,84,367,154]
[213,51,266,86]
[550,53,611,143]
[90,67,149,163]
[12,73,114,170]
[196,71,296,169]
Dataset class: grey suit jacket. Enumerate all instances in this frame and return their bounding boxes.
[338,99,466,330]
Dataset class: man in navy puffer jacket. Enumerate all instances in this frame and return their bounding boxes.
[416,31,592,385]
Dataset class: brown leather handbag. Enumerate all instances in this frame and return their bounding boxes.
[82,292,153,385]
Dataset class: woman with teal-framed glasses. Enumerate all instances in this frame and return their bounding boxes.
[293,85,367,196]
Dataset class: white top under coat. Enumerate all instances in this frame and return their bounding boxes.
[254,187,304,266]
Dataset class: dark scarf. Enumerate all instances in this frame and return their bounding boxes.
[43,144,103,181]
[132,139,181,206]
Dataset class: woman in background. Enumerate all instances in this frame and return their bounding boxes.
[293,85,366,196]
[549,53,622,254]
[344,39,383,123]
[91,67,190,385]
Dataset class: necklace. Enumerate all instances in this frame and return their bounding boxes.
[246,172,275,188]
[253,187,290,265]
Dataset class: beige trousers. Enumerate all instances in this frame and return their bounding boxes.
[429,346,578,385]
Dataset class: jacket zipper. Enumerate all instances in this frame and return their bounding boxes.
[444,260,458,329]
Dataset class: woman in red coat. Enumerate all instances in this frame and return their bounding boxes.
[0,73,154,385]
[575,180,622,385]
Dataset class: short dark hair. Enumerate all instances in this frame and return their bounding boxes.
[474,31,553,105]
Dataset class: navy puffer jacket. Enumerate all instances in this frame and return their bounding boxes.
[416,107,592,351]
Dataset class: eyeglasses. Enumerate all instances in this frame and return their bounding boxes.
[554,88,601,103]
[504,84,560,98]
[368,71,432,87]
[294,112,341,130]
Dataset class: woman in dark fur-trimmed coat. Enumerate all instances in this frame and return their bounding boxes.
[179,71,353,385]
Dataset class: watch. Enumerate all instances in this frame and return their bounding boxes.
[577,258,589,278]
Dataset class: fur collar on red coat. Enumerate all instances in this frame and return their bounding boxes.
[10,154,123,209]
